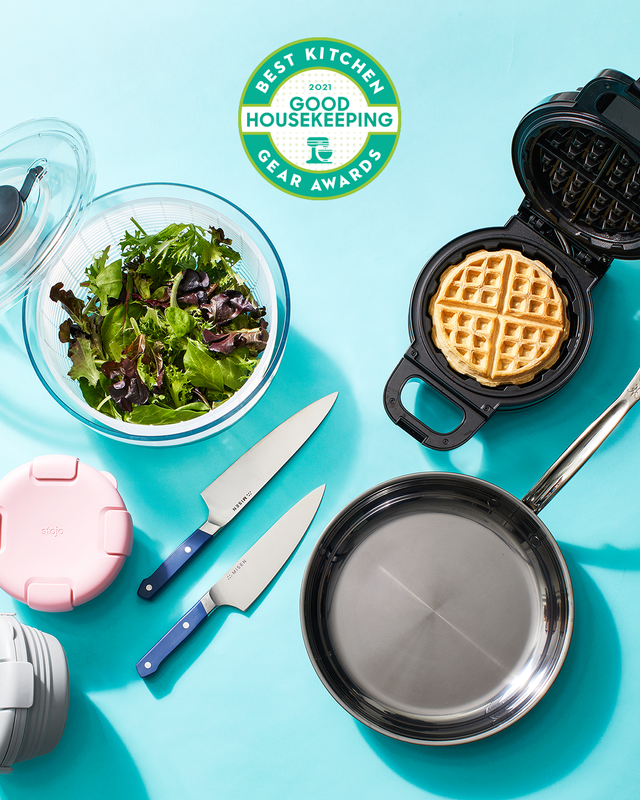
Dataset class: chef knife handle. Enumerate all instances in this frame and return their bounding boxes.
[137,528,213,600]
[136,601,210,678]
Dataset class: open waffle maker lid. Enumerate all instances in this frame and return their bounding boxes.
[384,69,640,451]
[512,68,640,262]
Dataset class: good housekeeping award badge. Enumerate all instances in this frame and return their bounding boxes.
[239,38,400,199]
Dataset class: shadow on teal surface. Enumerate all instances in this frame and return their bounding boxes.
[17,526,157,693]
[12,330,357,695]
[400,378,465,435]
[358,555,620,798]
[563,542,640,570]
[0,689,149,800]
[0,304,66,442]
[140,603,236,697]
[14,522,261,696]
[89,327,357,503]
[0,302,100,457]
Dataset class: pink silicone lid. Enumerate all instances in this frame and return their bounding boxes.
[0,456,132,612]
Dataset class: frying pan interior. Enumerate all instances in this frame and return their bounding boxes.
[301,474,573,745]
[305,365,640,744]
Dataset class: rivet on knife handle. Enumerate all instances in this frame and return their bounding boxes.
[136,392,337,600]
[136,485,325,678]
[137,529,213,599]
[136,601,210,677]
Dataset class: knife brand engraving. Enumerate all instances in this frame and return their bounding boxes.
[137,486,323,677]
[232,491,253,513]
[138,396,333,602]
[41,526,64,538]
[227,559,247,579]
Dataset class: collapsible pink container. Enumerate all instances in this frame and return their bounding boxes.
[0,455,132,612]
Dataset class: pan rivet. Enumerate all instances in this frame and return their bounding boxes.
[443,438,449,445]
[530,535,541,547]
[183,622,190,629]
[145,584,153,592]
[144,662,151,669]
[488,498,499,508]
[185,546,192,553]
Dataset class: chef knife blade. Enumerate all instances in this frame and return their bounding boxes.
[136,484,325,677]
[137,392,337,600]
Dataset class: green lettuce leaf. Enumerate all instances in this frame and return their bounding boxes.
[100,304,127,361]
[100,302,145,362]
[183,340,224,392]
[164,364,193,407]
[68,338,101,386]
[165,306,195,337]
[217,348,257,391]
[126,402,209,425]
[77,377,122,419]
[85,247,123,311]
[51,218,268,425]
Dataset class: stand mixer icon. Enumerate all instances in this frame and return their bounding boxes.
[306,137,333,165]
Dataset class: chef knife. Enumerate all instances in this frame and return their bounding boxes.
[137,392,337,600]
[136,484,325,677]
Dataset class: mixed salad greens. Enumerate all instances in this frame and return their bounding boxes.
[50,220,268,425]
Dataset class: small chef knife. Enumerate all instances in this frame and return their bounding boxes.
[137,392,337,600]
[136,484,325,677]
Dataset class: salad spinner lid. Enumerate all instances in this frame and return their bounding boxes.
[512,69,640,261]
[0,118,95,314]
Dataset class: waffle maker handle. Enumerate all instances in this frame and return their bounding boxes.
[383,357,489,450]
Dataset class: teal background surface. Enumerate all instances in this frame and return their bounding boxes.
[2,1,640,798]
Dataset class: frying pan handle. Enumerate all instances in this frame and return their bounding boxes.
[523,366,640,514]
[383,357,489,450]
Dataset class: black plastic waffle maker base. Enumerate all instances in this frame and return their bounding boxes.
[385,69,640,450]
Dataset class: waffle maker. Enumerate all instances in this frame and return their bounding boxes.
[384,68,640,450]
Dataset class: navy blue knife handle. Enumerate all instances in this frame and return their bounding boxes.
[137,528,212,600]
[136,601,210,678]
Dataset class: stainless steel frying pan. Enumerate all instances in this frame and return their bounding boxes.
[301,367,640,745]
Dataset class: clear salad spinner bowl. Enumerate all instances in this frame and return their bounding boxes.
[1,118,289,446]
[21,182,290,445]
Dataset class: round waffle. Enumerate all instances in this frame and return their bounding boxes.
[428,249,570,387]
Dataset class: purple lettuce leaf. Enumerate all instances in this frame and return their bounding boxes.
[176,268,210,306]
[101,357,150,413]
[202,320,268,354]
[200,291,265,324]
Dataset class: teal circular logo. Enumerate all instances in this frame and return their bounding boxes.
[239,38,401,200]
